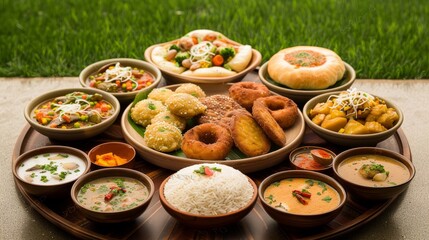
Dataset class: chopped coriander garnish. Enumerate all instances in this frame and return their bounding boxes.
[193,165,222,175]
[40,175,48,183]
[272,181,280,187]
[113,178,125,189]
[266,194,276,204]
[322,196,332,203]
[305,179,315,186]
[148,103,156,110]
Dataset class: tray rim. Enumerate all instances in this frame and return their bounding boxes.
[12,122,412,240]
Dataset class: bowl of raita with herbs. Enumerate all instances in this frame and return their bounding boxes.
[13,146,91,198]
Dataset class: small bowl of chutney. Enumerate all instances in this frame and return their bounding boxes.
[289,146,336,173]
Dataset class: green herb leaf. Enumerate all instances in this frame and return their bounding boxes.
[322,196,332,203]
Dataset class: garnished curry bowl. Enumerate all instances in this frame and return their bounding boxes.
[332,147,415,201]
[12,146,91,198]
[144,29,262,84]
[79,58,162,103]
[70,168,154,223]
[258,170,346,228]
[259,61,356,105]
[88,142,136,170]
[159,163,258,228]
[24,88,120,141]
[303,90,403,147]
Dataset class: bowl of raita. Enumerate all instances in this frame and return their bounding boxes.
[13,146,91,198]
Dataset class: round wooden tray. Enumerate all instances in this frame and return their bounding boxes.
[12,121,411,240]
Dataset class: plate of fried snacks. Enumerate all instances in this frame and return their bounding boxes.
[121,82,305,173]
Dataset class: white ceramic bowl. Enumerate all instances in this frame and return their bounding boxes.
[24,88,120,141]
[303,91,403,147]
[79,58,162,103]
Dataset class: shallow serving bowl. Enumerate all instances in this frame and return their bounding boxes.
[259,61,356,104]
[303,91,403,147]
[13,146,91,198]
[79,58,162,103]
[332,147,415,201]
[88,142,136,169]
[144,41,261,84]
[159,172,257,228]
[121,83,305,173]
[24,87,120,141]
[289,146,336,173]
[70,168,154,223]
[258,170,347,228]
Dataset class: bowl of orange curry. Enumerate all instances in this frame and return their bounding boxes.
[258,170,346,228]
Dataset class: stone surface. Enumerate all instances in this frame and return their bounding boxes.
[1,77,428,239]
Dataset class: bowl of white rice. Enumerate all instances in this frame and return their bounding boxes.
[159,163,257,228]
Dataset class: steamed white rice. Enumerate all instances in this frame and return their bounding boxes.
[163,163,254,216]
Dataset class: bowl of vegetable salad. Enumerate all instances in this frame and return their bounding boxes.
[24,88,120,141]
[79,58,162,103]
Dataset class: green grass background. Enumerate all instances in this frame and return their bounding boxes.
[0,0,427,78]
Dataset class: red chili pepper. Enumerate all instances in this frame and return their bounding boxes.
[294,192,308,205]
[204,166,214,176]
[104,186,126,201]
[104,192,113,201]
[293,190,311,199]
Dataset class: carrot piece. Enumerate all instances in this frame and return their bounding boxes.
[62,114,71,123]
[192,37,198,44]
[100,104,109,112]
[212,55,224,66]
[126,81,133,91]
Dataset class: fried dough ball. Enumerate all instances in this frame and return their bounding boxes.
[252,98,286,146]
[130,99,166,127]
[166,93,207,119]
[174,83,206,98]
[151,111,187,132]
[181,123,233,160]
[148,88,175,104]
[144,122,182,152]
[231,113,271,157]
[228,82,270,110]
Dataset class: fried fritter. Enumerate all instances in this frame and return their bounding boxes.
[231,113,271,157]
[198,94,245,125]
[252,98,286,146]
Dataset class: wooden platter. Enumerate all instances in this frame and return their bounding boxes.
[12,121,411,240]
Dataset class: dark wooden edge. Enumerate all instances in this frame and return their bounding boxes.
[12,124,413,240]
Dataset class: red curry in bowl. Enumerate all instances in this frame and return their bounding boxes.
[289,146,336,172]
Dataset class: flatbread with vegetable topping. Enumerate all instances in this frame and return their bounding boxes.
[150,29,253,77]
